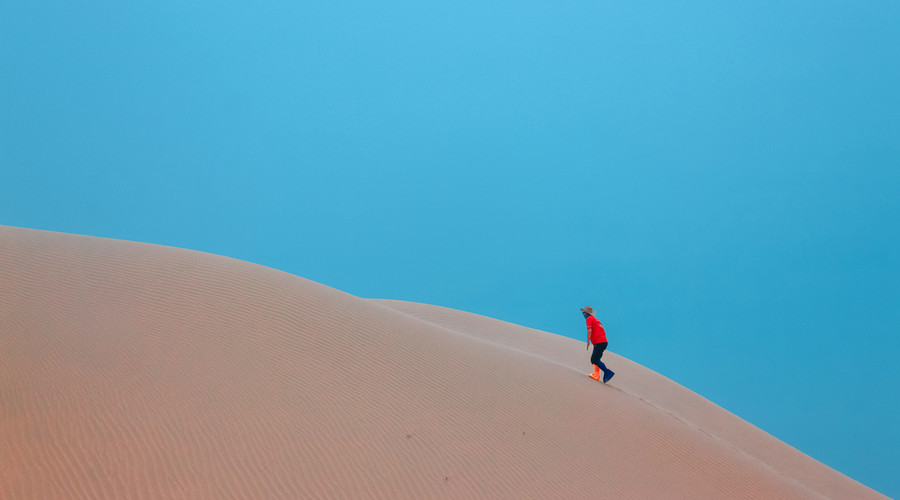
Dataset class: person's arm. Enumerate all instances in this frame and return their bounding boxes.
[586,325,591,350]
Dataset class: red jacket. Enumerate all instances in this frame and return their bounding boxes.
[586,315,607,344]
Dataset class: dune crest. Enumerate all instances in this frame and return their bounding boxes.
[0,226,886,499]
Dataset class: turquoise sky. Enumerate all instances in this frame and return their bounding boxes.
[3,1,898,496]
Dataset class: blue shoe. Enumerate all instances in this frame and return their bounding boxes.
[602,370,615,384]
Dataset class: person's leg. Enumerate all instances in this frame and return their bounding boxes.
[591,342,609,374]
[594,342,614,383]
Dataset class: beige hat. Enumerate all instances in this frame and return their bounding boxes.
[580,306,594,315]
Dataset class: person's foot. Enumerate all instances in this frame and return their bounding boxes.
[589,372,600,381]
[602,371,615,383]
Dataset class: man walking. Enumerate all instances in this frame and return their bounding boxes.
[582,306,614,383]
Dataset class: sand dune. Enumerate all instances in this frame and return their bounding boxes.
[0,225,886,499]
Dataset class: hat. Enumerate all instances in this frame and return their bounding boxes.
[580,306,594,315]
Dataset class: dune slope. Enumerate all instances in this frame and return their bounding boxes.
[0,226,886,499]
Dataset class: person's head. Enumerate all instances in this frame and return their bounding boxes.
[580,306,594,318]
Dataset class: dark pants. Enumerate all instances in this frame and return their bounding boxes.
[591,342,610,374]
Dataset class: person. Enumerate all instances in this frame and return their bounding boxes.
[582,306,614,383]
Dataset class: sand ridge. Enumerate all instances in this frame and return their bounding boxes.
[0,226,887,499]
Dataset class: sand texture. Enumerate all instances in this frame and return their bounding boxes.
[0,226,887,499]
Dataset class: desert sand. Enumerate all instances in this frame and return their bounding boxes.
[0,225,887,499]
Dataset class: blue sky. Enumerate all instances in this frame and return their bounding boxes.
[2,0,898,496]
